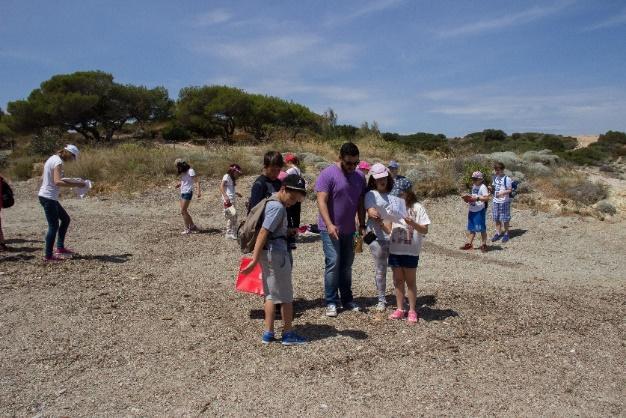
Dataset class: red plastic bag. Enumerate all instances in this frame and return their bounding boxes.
[236,257,264,296]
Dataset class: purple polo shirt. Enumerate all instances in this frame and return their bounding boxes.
[315,163,366,235]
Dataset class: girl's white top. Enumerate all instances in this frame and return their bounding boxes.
[389,202,431,256]
[38,155,64,200]
[180,168,196,194]
[286,166,301,176]
[222,174,236,203]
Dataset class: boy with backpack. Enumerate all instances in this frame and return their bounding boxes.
[491,162,513,243]
[239,174,308,346]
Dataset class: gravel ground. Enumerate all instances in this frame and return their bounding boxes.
[0,177,624,417]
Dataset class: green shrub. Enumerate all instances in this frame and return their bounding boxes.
[460,160,492,191]
[30,128,62,156]
[562,147,609,166]
[9,156,40,180]
[162,124,191,142]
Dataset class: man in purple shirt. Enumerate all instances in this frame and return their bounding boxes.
[315,142,366,317]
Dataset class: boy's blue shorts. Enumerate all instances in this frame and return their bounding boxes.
[467,208,487,232]
[180,192,193,201]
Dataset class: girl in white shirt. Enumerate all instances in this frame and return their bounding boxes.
[175,159,201,234]
[382,186,430,323]
[220,163,242,239]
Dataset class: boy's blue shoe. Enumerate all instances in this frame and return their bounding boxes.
[281,331,307,346]
[491,233,501,242]
[262,331,277,344]
[501,234,510,243]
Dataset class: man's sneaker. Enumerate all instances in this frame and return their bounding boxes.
[375,301,386,312]
[501,234,510,243]
[54,247,76,256]
[262,331,277,344]
[326,304,338,317]
[343,302,361,312]
[407,310,419,323]
[225,233,237,240]
[43,255,66,263]
[281,331,307,346]
[388,309,406,320]
[491,233,501,242]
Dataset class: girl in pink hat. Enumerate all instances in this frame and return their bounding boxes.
[357,160,371,178]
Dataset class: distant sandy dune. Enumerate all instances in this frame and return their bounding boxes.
[574,135,599,148]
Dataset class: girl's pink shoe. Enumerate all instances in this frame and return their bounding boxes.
[407,310,419,323]
[388,309,405,320]
[54,247,75,255]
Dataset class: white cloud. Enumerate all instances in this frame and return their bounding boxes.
[326,0,405,25]
[585,9,626,31]
[193,9,232,27]
[192,34,358,71]
[436,1,573,38]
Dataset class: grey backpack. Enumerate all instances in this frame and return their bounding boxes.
[237,195,282,254]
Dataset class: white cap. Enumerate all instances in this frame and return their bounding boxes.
[370,163,389,179]
[64,144,80,158]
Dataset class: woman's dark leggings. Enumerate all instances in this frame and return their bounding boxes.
[39,196,70,257]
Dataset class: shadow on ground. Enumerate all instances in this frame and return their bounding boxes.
[0,254,35,262]
[507,228,528,238]
[298,323,368,341]
[73,253,133,263]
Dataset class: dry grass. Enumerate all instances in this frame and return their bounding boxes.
[62,143,262,194]
[531,169,608,205]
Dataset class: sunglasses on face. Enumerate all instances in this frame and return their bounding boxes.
[342,159,360,167]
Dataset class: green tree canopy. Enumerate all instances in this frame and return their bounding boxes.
[7,71,173,142]
[176,85,319,140]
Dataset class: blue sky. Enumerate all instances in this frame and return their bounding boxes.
[1,0,625,136]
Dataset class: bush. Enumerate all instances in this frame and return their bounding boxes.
[9,156,41,180]
[532,170,608,205]
[30,128,62,156]
[162,124,191,142]
[460,160,492,191]
[562,147,609,166]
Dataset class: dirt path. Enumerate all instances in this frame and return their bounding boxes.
[1,178,624,416]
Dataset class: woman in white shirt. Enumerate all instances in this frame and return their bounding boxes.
[364,163,395,311]
[38,145,86,262]
[175,158,201,234]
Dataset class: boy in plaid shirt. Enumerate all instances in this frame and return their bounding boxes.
[491,162,513,243]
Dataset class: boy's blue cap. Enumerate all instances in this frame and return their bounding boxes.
[388,160,399,169]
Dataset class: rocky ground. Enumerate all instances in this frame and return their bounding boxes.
[0,176,624,416]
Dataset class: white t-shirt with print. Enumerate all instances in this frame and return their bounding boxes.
[468,184,489,212]
[180,168,196,194]
[38,155,64,200]
[492,175,512,204]
[389,202,431,256]
[222,174,236,203]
